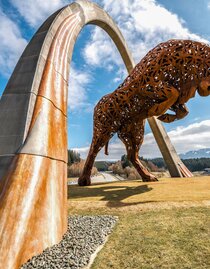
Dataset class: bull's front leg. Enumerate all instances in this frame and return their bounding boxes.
[157,104,189,123]
[118,118,158,182]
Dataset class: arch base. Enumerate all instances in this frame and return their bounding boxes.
[0,154,67,269]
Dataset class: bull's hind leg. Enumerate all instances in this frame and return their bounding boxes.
[77,141,99,186]
[78,130,113,186]
[118,119,158,182]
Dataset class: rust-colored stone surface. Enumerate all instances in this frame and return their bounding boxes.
[20,15,81,161]
[0,154,67,269]
[0,11,80,269]
[78,39,210,186]
[22,95,68,162]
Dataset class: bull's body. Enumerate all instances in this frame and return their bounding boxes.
[78,39,210,186]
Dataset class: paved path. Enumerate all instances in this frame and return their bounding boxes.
[68,172,125,185]
[92,171,125,184]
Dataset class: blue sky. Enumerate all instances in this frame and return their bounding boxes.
[1,0,210,160]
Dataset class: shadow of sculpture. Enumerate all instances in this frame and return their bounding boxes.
[68,183,153,207]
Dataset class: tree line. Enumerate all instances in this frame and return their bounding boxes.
[146,157,210,172]
[67,149,210,173]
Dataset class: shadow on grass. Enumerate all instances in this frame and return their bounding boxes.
[68,183,153,207]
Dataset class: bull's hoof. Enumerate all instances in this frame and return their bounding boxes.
[142,175,158,182]
[157,114,176,123]
[78,176,91,186]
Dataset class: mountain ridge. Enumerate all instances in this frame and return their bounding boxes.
[179,148,210,159]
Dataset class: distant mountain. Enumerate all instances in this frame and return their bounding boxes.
[180,148,210,159]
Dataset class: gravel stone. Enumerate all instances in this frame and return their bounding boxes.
[20,215,118,269]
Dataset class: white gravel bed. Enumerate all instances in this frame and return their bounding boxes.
[20,215,118,269]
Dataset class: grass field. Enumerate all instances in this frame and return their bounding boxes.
[68,177,210,269]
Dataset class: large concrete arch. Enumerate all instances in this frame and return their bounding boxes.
[0,1,192,268]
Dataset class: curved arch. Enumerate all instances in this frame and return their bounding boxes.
[0,1,191,268]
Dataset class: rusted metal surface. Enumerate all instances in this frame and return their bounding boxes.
[78,39,210,186]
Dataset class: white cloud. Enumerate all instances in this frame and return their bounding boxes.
[83,0,208,76]
[208,2,210,9]
[141,120,210,157]
[68,65,93,112]
[113,77,121,83]
[10,0,69,27]
[168,120,210,153]
[0,9,27,76]
[73,120,210,160]
[0,1,68,78]
[82,27,124,68]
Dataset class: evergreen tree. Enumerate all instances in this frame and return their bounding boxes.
[121,154,132,168]
[67,149,81,165]
[182,158,210,171]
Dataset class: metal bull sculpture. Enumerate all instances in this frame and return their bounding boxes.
[78,39,210,186]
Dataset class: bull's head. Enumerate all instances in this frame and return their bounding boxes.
[198,77,210,96]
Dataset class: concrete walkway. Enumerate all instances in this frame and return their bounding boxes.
[92,171,125,184]
[68,172,125,185]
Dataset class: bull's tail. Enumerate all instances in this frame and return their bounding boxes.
[104,140,109,155]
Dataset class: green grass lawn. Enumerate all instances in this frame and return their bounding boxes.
[68,178,210,269]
